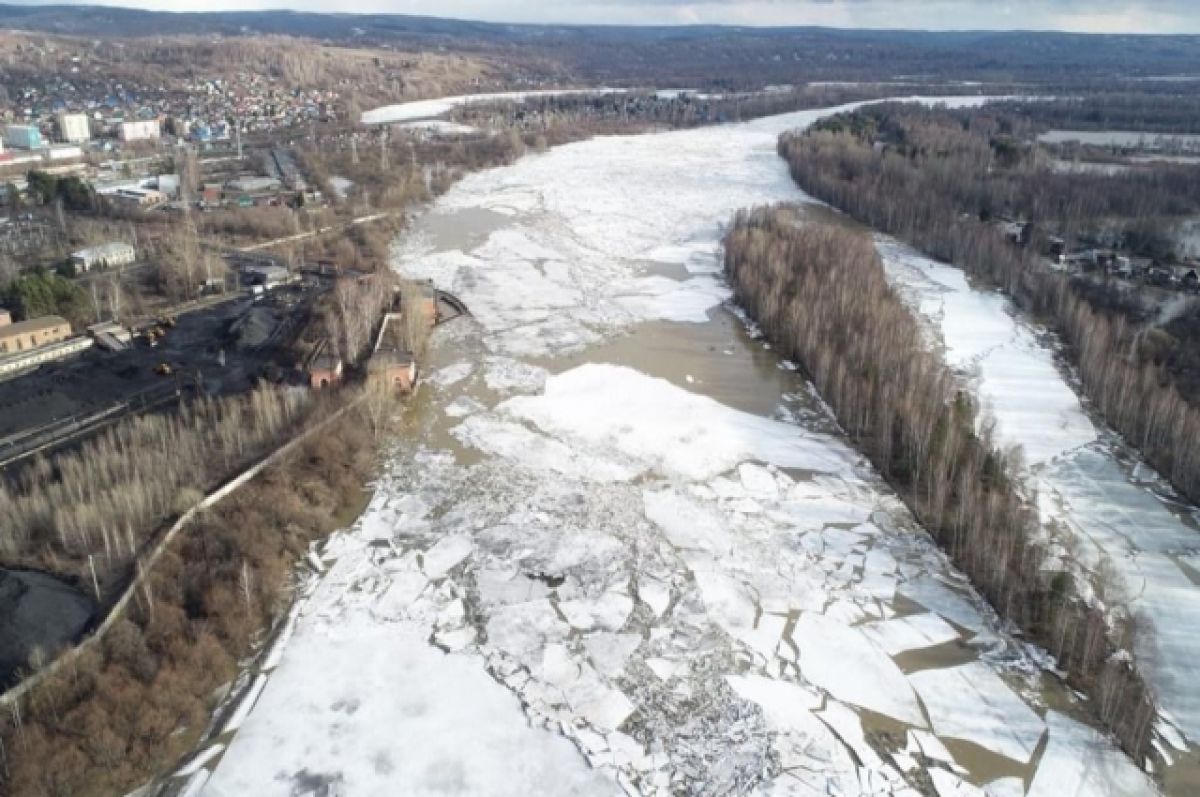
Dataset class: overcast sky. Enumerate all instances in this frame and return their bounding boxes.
[32,1,1200,33]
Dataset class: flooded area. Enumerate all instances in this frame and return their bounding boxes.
[199,98,1158,797]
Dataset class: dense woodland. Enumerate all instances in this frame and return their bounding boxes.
[992,92,1200,135]
[781,104,1200,506]
[0,392,385,797]
[724,207,1156,763]
[0,387,310,600]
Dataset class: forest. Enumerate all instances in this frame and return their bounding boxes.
[780,103,1200,506]
[0,392,385,797]
[724,206,1157,763]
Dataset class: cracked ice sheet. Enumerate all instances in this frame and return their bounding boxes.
[876,239,1097,468]
[909,661,1045,765]
[204,620,616,797]
[879,237,1200,743]
[397,98,991,362]
[501,363,858,482]
[859,612,962,656]
[1026,712,1156,797]
[792,611,926,727]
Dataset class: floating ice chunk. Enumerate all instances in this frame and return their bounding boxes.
[738,462,780,498]
[694,570,758,638]
[1026,712,1156,797]
[909,662,1045,764]
[568,671,636,732]
[732,612,788,661]
[445,395,487,418]
[638,578,672,618]
[434,626,478,651]
[613,273,730,324]
[646,657,680,682]
[930,769,987,797]
[984,777,1025,797]
[816,700,885,769]
[583,632,642,676]
[727,674,822,724]
[859,613,962,656]
[643,489,733,555]
[477,568,549,607]
[483,356,550,394]
[542,643,582,689]
[898,576,985,633]
[485,599,569,659]
[860,547,898,600]
[427,362,474,388]
[503,364,856,481]
[793,612,926,727]
[454,415,643,482]
[909,729,957,768]
[422,534,474,580]
[207,624,616,796]
[559,592,634,631]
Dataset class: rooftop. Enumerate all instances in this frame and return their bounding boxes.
[0,315,69,337]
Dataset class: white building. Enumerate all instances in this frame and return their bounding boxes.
[118,119,161,143]
[70,242,137,272]
[57,113,90,144]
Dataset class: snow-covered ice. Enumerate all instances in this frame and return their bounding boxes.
[880,237,1200,743]
[909,662,1045,764]
[1026,712,1157,797]
[207,95,1150,797]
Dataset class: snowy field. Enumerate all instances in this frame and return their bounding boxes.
[878,239,1200,752]
[204,100,1154,796]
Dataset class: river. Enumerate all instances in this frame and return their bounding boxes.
[197,99,1156,796]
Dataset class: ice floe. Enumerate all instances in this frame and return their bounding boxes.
[909,661,1045,764]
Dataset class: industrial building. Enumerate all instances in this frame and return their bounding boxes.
[240,263,292,289]
[56,113,90,144]
[5,124,43,150]
[70,242,137,272]
[0,314,72,354]
[118,119,161,142]
[107,187,168,208]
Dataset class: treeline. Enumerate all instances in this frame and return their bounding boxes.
[992,93,1200,136]
[0,268,88,325]
[452,84,946,134]
[0,387,308,597]
[805,104,1200,258]
[724,207,1156,762]
[781,108,1200,505]
[0,391,385,797]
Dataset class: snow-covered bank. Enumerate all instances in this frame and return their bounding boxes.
[361,88,624,125]
[206,97,1151,796]
[878,238,1200,748]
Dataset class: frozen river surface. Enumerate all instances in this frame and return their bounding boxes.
[203,103,1154,796]
[878,241,1200,774]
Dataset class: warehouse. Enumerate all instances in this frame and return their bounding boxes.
[0,315,72,354]
[70,242,137,272]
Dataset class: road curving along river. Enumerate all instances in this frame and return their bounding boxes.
[200,98,1158,797]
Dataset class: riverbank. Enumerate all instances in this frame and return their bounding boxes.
[0,388,395,797]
